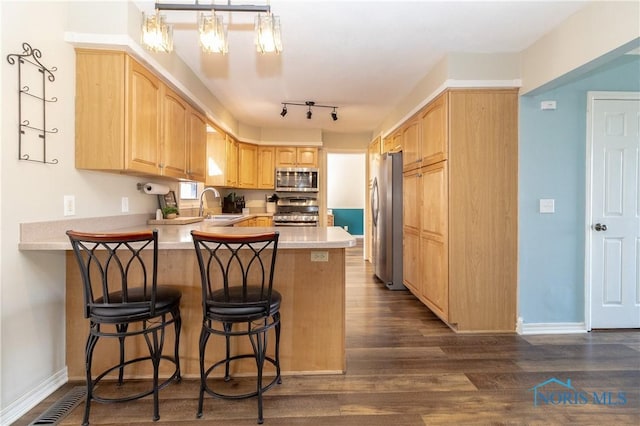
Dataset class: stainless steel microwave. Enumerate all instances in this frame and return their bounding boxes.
[275,168,319,192]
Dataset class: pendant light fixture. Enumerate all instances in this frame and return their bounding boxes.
[255,12,283,54]
[141,2,281,55]
[199,12,228,54]
[141,10,173,53]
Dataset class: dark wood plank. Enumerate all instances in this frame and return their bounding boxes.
[14,242,640,425]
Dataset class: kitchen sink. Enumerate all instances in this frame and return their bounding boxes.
[211,214,243,220]
[203,214,243,222]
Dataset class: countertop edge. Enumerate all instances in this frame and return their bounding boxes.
[19,239,356,251]
[19,217,357,251]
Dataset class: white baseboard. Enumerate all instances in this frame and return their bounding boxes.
[0,367,68,425]
[516,317,587,335]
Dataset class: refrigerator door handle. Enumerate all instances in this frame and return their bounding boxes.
[371,177,379,227]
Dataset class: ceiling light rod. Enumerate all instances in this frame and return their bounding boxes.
[154,2,270,13]
[282,101,337,109]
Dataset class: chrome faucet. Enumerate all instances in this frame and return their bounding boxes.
[199,187,220,217]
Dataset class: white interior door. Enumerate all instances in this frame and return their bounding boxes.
[587,92,640,329]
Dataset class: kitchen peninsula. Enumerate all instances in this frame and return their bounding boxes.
[20,215,356,379]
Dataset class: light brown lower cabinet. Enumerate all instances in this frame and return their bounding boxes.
[402,89,518,333]
[255,216,273,227]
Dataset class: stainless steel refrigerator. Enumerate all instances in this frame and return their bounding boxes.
[371,151,405,290]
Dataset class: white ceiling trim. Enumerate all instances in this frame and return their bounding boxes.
[380,78,523,139]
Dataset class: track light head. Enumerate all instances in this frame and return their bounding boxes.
[331,108,338,121]
[306,109,312,119]
[280,105,287,117]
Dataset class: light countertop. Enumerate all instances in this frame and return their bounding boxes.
[19,214,356,250]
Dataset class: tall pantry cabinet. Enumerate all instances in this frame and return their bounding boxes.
[402,89,518,332]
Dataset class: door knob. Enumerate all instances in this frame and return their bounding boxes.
[594,223,608,231]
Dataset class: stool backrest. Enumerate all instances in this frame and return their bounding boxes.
[191,231,279,317]
[66,230,158,318]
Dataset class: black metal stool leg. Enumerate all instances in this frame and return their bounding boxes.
[152,327,162,421]
[249,321,267,425]
[224,322,232,381]
[197,325,210,418]
[173,310,182,382]
[116,323,128,385]
[274,313,282,384]
[83,330,99,426]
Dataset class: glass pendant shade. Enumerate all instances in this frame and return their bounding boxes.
[199,13,228,54]
[141,11,173,53]
[255,13,283,54]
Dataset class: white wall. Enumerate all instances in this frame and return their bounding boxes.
[327,153,365,208]
[0,1,160,421]
[520,0,640,94]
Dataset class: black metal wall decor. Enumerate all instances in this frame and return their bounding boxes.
[6,42,59,164]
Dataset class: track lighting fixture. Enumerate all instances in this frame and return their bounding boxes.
[280,101,339,121]
[142,2,282,54]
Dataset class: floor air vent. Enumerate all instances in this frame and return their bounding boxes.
[29,386,86,425]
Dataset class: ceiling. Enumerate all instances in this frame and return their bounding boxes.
[135,1,589,135]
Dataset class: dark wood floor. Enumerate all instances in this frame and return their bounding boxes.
[15,242,640,425]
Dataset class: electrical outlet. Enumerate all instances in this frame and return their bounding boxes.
[121,197,129,213]
[63,195,75,216]
[310,251,329,262]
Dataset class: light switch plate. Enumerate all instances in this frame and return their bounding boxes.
[539,198,555,213]
[540,100,557,110]
[64,195,75,216]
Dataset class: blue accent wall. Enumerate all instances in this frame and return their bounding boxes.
[519,56,640,324]
[331,208,364,235]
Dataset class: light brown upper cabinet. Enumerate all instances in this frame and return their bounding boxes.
[237,142,258,188]
[76,49,207,182]
[161,86,207,181]
[257,146,275,189]
[420,93,448,166]
[161,85,189,179]
[382,130,402,154]
[225,136,239,187]
[76,50,162,175]
[205,126,224,187]
[275,147,318,168]
[401,118,421,172]
[187,109,207,182]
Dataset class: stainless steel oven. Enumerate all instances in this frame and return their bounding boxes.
[273,197,319,226]
[275,168,319,192]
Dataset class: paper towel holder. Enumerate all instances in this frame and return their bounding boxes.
[137,182,170,194]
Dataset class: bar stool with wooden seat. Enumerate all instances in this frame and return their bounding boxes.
[66,230,182,425]
[191,230,281,424]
